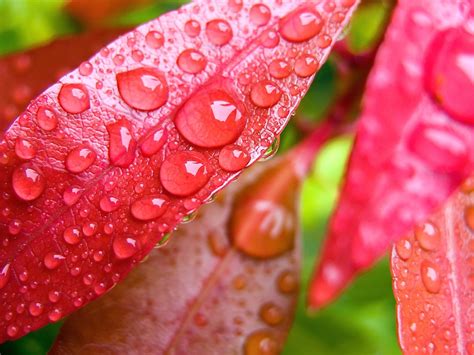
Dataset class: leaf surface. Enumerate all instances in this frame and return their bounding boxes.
[0,0,357,342]
[309,0,474,308]
[391,180,474,354]
[50,127,330,354]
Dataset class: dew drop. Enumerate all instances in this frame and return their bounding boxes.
[250,4,271,26]
[8,220,22,235]
[425,28,474,123]
[131,194,169,221]
[317,34,332,48]
[15,138,36,160]
[65,146,96,173]
[177,49,207,74]
[145,31,164,49]
[250,81,282,108]
[83,222,98,237]
[29,302,44,317]
[79,61,93,76]
[113,236,139,259]
[63,226,82,245]
[269,59,292,79]
[107,119,137,168]
[175,89,246,148]
[7,324,18,338]
[228,0,243,12]
[279,6,324,43]
[206,19,233,46]
[218,145,250,172]
[261,30,280,48]
[0,264,11,290]
[184,20,201,37]
[420,260,441,293]
[48,308,62,322]
[116,67,168,111]
[49,290,60,303]
[43,252,65,270]
[415,222,440,251]
[160,151,210,196]
[100,195,120,213]
[260,303,284,326]
[63,186,83,206]
[140,128,167,157]
[277,270,298,294]
[395,238,412,261]
[12,165,45,201]
[244,330,279,355]
[260,137,280,161]
[294,54,319,77]
[58,83,90,114]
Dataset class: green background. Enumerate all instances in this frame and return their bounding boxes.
[0,0,400,353]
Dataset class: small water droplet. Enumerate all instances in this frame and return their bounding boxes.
[140,128,167,157]
[177,49,207,74]
[63,186,83,206]
[260,137,280,161]
[48,308,62,322]
[261,30,280,48]
[185,20,201,37]
[218,145,250,172]
[279,6,323,43]
[131,194,169,221]
[0,264,11,289]
[269,59,292,79]
[113,236,139,259]
[58,83,90,114]
[12,165,46,201]
[36,106,58,131]
[29,302,44,317]
[420,260,441,293]
[65,146,96,173]
[15,138,36,160]
[277,270,298,293]
[79,61,93,76]
[63,226,82,245]
[228,0,243,12]
[415,222,440,251]
[244,330,279,355]
[294,54,319,77]
[250,81,282,108]
[395,238,412,261]
[206,19,233,46]
[107,119,137,168]
[100,195,120,213]
[49,290,60,303]
[145,31,164,49]
[250,4,271,26]
[260,303,284,326]
[43,252,65,270]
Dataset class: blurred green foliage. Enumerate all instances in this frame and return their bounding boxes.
[0,1,399,354]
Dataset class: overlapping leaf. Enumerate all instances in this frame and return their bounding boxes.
[391,179,474,354]
[309,0,474,308]
[0,0,358,342]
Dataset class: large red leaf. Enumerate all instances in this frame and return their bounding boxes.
[0,0,358,342]
[309,0,474,308]
[50,127,330,354]
[391,180,474,354]
[0,30,126,132]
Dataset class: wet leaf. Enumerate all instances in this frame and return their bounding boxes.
[0,0,357,342]
[309,0,473,308]
[391,179,474,354]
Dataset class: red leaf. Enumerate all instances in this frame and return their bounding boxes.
[50,128,330,354]
[0,30,126,131]
[309,0,474,308]
[391,180,474,354]
[0,0,357,342]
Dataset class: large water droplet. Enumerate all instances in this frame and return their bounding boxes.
[160,151,210,196]
[131,194,169,221]
[206,19,233,46]
[65,146,96,173]
[177,49,207,74]
[425,28,474,123]
[116,67,168,111]
[244,330,279,355]
[415,222,440,251]
[107,119,137,168]
[36,106,58,131]
[12,165,45,201]
[279,6,323,43]
[113,236,139,259]
[250,4,271,26]
[250,81,282,108]
[420,260,441,293]
[140,128,167,157]
[58,83,90,114]
[175,89,246,148]
[218,145,250,172]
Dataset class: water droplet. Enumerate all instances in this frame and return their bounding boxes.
[279,6,323,43]
[260,137,280,161]
[116,67,168,111]
[140,128,167,157]
[63,186,83,206]
[408,123,468,173]
[425,28,474,123]
[65,146,96,173]
[317,34,332,48]
[8,219,22,235]
[415,222,440,251]
[83,222,98,236]
[100,195,120,213]
[29,302,44,316]
[49,290,60,303]
[395,238,412,261]
[131,194,169,221]
[420,260,441,293]
[145,31,164,49]
[107,119,137,168]
[260,303,284,326]
[43,252,65,270]
[250,4,271,26]
[261,30,280,48]
[228,0,243,12]
[294,54,319,77]
[218,145,250,172]
[206,19,233,46]
[269,59,292,79]
[58,83,90,114]
[250,81,282,108]
[160,151,210,196]
[175,89,246,148]
[12,165,45,201]
[113,236,139,259]
[244,330,279,355]
[177,49,207,74]
[0,264,11,289]
[277,270,298,293]
[15,138,36,160]
[7,324,18,338]
[185,20,201,37]
[79,61,93,76]
[36,106,58,131]
[48,308,62,322]
[63,226,82,245]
